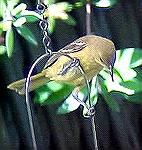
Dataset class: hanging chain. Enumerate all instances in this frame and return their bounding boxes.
[24,4,52,150]
[36,4,52,55]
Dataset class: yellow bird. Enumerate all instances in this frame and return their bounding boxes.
[7,35,116,95]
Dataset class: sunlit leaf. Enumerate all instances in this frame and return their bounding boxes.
[13,17,26,27]
[105,78,135,95]
[120,78,142,93]
[100,80,120,112]
[16,25,38,45]
[114,49,137,81]
[11,3,27,16]
[85,76,98,106]
[21,15,39,23]
[48,16,55,33]
[0,0,6,17]
[95,0,117,8]
[44,0,55,5]
[63,15,76,26]
[5,28,14,57]
[0,45,6,55]
[126,93,142,104]
[74,2,84,9]
[0,28,3,35]
[55,2,72,12]
[57,92,80,114]
[19,10,43,20]
[34,82,74,105]
[9,0,20,6]
[2,0,7,5]
[130,48,142,68]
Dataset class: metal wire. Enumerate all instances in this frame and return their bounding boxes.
[85,1,98,149]
[25,53,50,150]
[25,4,52,150]
[91,116,98,150]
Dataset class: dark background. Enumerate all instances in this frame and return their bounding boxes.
[0,0,142,149]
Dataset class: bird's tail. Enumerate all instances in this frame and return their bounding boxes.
[7,73,50,95]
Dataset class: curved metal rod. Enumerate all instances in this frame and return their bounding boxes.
[25,53,50,150]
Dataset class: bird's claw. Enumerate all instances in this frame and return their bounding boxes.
[72,89,95,117]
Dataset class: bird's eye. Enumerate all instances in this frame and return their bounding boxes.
[100,58,104,63]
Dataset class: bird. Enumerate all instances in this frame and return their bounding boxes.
[7,35,116,95]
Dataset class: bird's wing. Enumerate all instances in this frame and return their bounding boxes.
[59,39,87,53]
[44,53,61,69]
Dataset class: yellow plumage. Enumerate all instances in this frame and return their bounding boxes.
[7,35,116,94]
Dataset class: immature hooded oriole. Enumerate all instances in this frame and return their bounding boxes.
[7,35,116,94]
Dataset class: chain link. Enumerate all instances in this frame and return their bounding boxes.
[36,4,52,55]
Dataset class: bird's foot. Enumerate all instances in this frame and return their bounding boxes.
[72,87,88,108]
[72,88,95,117]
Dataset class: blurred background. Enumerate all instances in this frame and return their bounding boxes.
[0,0,142,149]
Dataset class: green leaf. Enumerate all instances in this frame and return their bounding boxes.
[114,49,137,81]
[57,92,80,114]
[99,77,120,112]
[88,76,98,106]
[0,28,3,35]
[21,16,39,23]
[12,0,20,4]
[58,85,89,114]
[44,0,55,5]
[11,3,27,16]
[16,25,38,45]
[63,15,76,26]
[95,0,118,8]
[34,82,74,105]
[6,0,20,10]
[74,2,84,9]
[6,28,14,57]
[102,85,120,112]
[55,2,72,11]
[18,10,43,21]
[0,0,6,17]
[13,17,26,27]
[130,48,142,68]
[126,92,142,104]
[0,45,6,55]
[120,78,142,94]
[48,17,55,33]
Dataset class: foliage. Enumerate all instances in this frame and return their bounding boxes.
[34,48,142,116]
[1,0,141,116]
[0,0,118,57]
[0,1,42,57]
[0,0,83,57]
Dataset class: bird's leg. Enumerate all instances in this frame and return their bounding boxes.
[72,87,89,109]
[72,87,95,117]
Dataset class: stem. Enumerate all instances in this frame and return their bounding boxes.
[37,0,44,4]
[86,1,98,149]
[91,116,98,150]
[25,53,50,150]
[86,0,92,35]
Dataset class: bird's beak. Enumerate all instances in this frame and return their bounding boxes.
[108,51,116,82]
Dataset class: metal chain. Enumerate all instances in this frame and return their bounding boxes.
[36,4,52,55]
[24,4,52,150]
